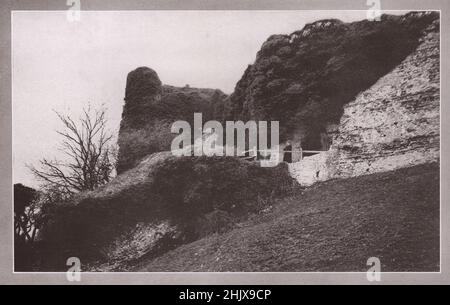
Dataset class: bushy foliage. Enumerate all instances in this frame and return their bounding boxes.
[14,183,39,270]
[224,12,439,148]
[153,156,291,217]
[14,183,37,217]
[150,156,294,239]
[35,155,294,270]
[117,120,174,171]
[117,68,227,173]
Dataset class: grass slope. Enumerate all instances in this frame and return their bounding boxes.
[135,163,439,272]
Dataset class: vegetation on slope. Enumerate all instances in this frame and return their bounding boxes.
[136,163,439,272]
[117,67,227,173]
[35,154,294,271]
[224,12,439,147]
[116,12,438,174]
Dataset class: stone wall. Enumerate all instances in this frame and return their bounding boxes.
[117,67,227,173]
[224,12,438,146]
[289,18,440,185]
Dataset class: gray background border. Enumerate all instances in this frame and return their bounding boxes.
[1,0,448,284]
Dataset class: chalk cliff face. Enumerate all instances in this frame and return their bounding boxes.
[117,67,227,173]
[117,12,438,173]
[289,16,440,185]
[224,12,439,147]
[330,18,440,177]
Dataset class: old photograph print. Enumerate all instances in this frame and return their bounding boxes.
[12,10,440,272]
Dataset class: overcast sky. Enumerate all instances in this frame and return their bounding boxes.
[12,10,409,187]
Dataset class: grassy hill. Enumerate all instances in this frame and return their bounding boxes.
[134,162,439,272]
[35,154,294,271]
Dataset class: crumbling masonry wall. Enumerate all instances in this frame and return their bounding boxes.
[289,19,440,185]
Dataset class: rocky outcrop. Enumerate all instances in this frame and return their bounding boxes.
[117,12,438,174]
[289,16,440,185]
[225,12,438,147]
[329,17,440,177]
[117,67,227,173]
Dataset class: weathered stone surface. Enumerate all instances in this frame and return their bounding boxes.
[117,12,438,175]
[289,152,330,185]
[289,18,440,185]
[117,67,227,173]
[225,12,438,146]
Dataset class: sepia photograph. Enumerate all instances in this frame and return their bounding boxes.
[1,0,449,288]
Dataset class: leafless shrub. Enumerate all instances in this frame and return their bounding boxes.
[29,105,116,195]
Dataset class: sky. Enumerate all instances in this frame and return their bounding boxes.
[12,10,409,187]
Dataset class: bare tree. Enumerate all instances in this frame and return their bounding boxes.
[29,105,116,195]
